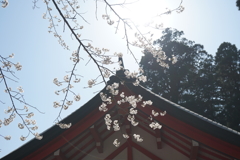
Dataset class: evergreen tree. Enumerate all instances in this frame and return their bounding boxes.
[140,28,213,115]
[214,42,240,131]
[237,0,240,10]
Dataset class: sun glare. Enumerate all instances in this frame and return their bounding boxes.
[125,0,168,26]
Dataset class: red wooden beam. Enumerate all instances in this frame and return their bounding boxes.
[22,102,116,160]
[138,124,155,136]
[127,136,133,160]
[78,145,96,160]
[190,140,199,160]
[127,144,133,160]
[129,141,162,160]
[78,131,115,160]
[62,130,90,154]
[163,127,191,146]
[132,97,240,159]
[199,146,231,160]
[69,138,95,159]
[104,142,128,160]
[53,149,67,160]
[123,117,131,135]
[155,129,162,149]
[90,125,103,153]
[121,87,240,159]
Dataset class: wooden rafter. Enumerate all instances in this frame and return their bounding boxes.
[127,139,133,160]
[104,142,128,160]
[132,95,240,158]
[22,102,116,160]
[53,149,67,160]
[129,141,162,160]
[90,125,103,153]
[190,140,199,160]
[155,129,162,149]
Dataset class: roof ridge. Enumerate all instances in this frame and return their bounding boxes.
[140,85,240,136]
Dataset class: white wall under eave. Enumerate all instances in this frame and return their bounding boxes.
[131,126,189,160]
[83,126,190,160]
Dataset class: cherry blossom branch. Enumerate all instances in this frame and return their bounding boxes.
[52,0,107,85]
[54,45,81,123]
[0,67,42,141]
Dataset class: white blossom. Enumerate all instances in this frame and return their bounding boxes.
[123,134,129,139]
[99,102,108,112]
[100,92,111,103]
[31,120,36,125]
[116,52,123,57]
[102,57,112,64]
[15,62,22,70]
[138,75,147,83]
[53,101,61,108]
[133,134,143,142]
[66,101,73,106]
[113,139,120,147]
[74,94,81,101]
[17,86,24,93]
[152,110,159,117]
[63,105,68,110]
[149,122,162,130]
[4,136,11,140]
[57,123,71,129]
[160,111,167,116]
[53,78,62,86]
[26,112,34,118]
[3,114,15,126]
[34,132,43,140]
[9,53,14,58]
[120,92,125,98]
[88,79,95,88]
[64,75,69,82]
[130,108,138,115]
[104,114,112,129]
[18,123,24,129]
[24,106,28,112]
[148,115,153,121]
[107,125,111,130]
[107,20,114,25]
[113,120,120,131]
[131,120,139,126]
[43,13,46,19]
[74,78,80,83]
[4,107,13,114]
[106,83,119,95]
[141,100,152,107]
[20,136,26,141]
[62,5,68,10]
[31,126,38,131]
[1,0,8,8]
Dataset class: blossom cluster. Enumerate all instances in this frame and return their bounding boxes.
[133,134,143,142]
[2,105,41,141]
[113,139,120,147]
[149,122,162,130]
[106,83,119,95]
[56,123,72,129]
[113,120,120,131]
[102,15,114,25]
[123,70,147,86]
[53,73,81,113]
[104,114,112,130]
[1,0,8,8]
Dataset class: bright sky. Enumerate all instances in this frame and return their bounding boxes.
[0,0,239,158]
